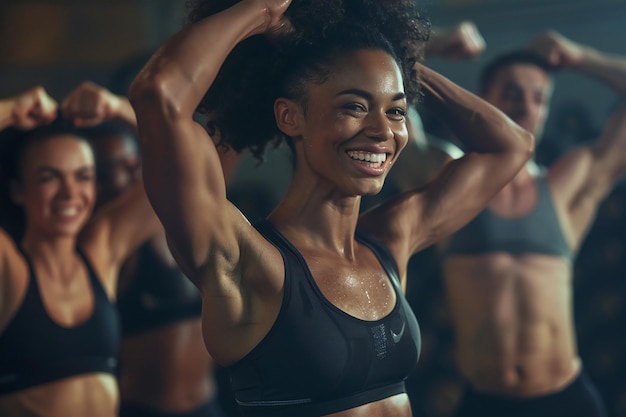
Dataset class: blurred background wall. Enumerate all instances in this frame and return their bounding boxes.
[1,1,624,416]
[0,0,185,98]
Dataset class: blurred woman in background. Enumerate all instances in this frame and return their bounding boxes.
[0,85,160,417]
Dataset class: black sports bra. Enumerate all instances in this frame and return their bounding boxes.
[227,220,421,417]
[117,242,202,337]
[444,175,571,259]
[0,248,120,395]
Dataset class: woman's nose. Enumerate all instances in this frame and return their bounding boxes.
[364,111,394,142]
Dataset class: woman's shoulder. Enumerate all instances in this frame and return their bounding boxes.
[0,228,26,269]
[0,228,30,332]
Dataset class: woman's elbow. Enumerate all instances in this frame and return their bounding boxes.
[128,72,162,108]
[129,72,184,120]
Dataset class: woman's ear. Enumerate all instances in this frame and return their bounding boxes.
[275,98,303,137]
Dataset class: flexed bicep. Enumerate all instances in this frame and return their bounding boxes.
[127,0,295,276]
[134,106,236,272]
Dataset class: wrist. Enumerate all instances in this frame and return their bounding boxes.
[235,0,271,38]
[107,92,122,118]
[113,94,137,126]
[569,44,598,70]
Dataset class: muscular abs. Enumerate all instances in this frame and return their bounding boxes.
[444,253,579,396]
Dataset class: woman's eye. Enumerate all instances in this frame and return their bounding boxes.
[388,108,407,120]
[78,172,95,182]
[344,103,367,113]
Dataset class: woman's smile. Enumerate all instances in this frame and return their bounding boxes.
[346,150,389,173]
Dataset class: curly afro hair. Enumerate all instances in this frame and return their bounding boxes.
[187,0,430,160]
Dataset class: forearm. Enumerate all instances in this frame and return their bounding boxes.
[84,180,162,267]
[129,1,267,117]
[112,95,137,127]
[593,105,626,181]
[424,27,450,58]
[417,64,534,155]
[573,47,626,96]
[113,181,163,261]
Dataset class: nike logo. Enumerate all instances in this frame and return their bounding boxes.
[391,322,405,343]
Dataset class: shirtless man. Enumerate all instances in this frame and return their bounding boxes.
[442,31,626,416]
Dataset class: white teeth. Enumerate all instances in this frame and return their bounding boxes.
[347,151,387,164]
[56,207,78,216]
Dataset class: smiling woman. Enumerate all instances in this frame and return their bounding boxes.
[16,135,95,234]
[0,86,161,417]
[129,1,534,416]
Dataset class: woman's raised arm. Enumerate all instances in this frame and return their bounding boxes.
[58,81,161,287]
[360,64,534,263]
[0,86,57,131]
[128,0,290,280]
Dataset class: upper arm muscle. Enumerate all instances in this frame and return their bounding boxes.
[138,112,237,270]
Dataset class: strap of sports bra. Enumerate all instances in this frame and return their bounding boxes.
[354,232,402,288]
[253,220,293,259]
[18,245,108,298]
[75,247,110,298]
[14,246,40,299]
[255,220,402,291]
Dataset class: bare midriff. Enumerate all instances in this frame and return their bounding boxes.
[119,318,215,412]
[444,253,580,396]
[0,373,118,417]
[325,393,412,417]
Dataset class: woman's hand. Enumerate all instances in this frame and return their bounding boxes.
[62,81,132,127]
[250,0,293,38]
[8,86,58,130]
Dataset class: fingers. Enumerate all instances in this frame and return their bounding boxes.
[61,81,120,127]
[12,86,59,130]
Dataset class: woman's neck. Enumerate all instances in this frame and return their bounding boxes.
[270,184,363,258]
[21,229,79,276]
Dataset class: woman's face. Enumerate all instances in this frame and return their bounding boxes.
[13,135,96,238]
[296,49,409,196]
